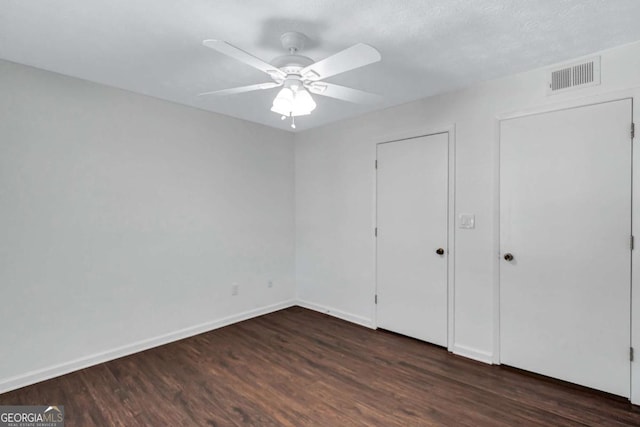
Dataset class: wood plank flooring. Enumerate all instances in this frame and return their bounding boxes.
[1,306,639,426]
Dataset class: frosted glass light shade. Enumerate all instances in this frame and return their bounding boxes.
[271,104,290,116]
[271,86,317,117]
[293,89,316,115]
[271,87,294,115]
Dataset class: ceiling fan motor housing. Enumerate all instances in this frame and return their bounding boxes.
[270,54,314,76]
[269,31,314,76]
[280,31,306,53]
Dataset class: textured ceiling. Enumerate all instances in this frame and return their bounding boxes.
[2,0,640,132]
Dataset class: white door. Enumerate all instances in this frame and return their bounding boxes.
[376,133,449,346]
[500,99,632,397]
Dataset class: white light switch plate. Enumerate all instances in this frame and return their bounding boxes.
[458,214,475,229]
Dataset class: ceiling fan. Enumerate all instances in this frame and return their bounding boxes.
[199,32,382,128]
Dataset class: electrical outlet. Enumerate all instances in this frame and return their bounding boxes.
[232,283,239,296]
[268,280,273,288]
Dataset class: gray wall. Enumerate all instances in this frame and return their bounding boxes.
[0,59,295,388]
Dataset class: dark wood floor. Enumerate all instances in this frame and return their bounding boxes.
[1,306,639,426]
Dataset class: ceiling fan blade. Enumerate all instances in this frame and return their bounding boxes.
[307,82,381,104]
[198,82,282,96]
[301,43,381,81]
[203,40,286,79]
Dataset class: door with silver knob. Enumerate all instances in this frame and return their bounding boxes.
[499,99,632,397]
[376,132,449,346]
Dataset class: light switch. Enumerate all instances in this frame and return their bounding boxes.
[458,214,475,229]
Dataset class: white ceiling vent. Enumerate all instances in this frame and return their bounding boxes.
[547,56,600,95]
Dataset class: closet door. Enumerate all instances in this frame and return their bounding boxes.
[376,133,449,346]
[500,99,632,397]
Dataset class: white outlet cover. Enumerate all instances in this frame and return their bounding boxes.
[458,214,475,229]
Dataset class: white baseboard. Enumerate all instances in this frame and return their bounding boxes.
[296,299,375,329]
[1,299,495,395]
[297,301,496,366]
[0,299,296,394]
[451,344,494,364]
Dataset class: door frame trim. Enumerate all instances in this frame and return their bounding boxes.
[494,94,635,387]
[372,124,456,352]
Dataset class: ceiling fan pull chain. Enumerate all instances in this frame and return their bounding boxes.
[291,114,296,129]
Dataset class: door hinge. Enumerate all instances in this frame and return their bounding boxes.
[375,294,378,304]
[632,123,635,139]
[375,227,378,237]
[375,160,378,169]
[631,347,634,362]
[631,235,635,250]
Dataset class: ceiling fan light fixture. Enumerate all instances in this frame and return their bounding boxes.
[271,86,316,117]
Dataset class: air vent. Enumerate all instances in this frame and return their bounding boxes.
[547,56,600,95]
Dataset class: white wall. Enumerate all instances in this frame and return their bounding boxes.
[4,37,640,401]
[294,41,640,401]
[0,59,295,392]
